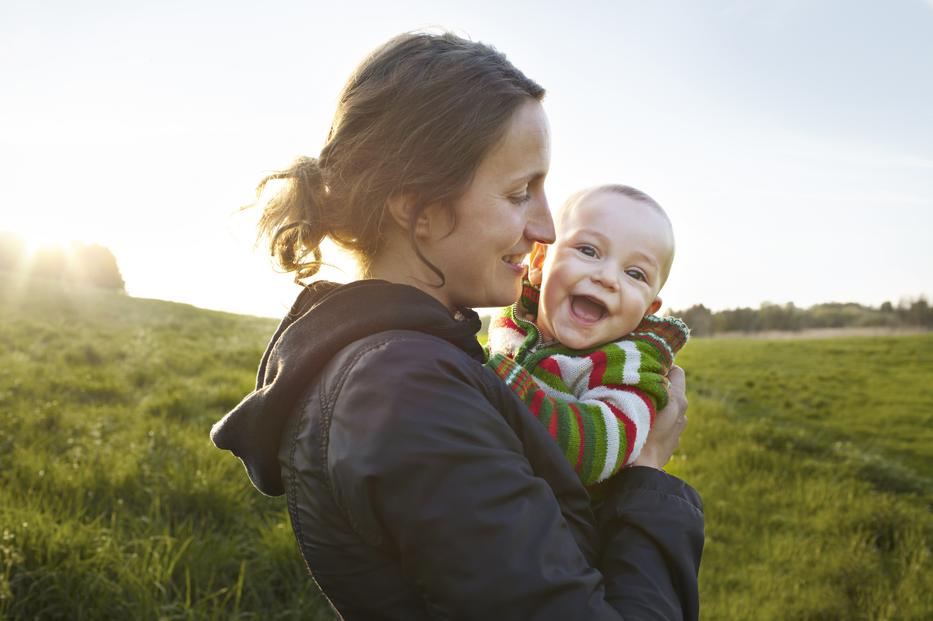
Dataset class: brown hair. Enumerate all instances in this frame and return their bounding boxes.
[254,32,545,283]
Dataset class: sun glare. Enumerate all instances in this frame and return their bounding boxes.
[2,208,116,255]
[1,221,107,274]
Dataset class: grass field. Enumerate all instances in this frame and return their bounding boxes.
[1,274,930,619]
[671,337,932,620]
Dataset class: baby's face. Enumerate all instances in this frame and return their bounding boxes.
[535,190,673,350]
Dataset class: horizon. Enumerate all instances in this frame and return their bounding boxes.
[2,234,929,320]
[3,0,932,318]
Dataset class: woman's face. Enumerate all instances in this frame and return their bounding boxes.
[426,100,555,310]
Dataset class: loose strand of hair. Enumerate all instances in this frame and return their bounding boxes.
[255,157,330,283]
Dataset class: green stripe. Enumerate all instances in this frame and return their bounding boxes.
[564,401,581,472]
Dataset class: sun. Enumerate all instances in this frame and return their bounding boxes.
[1,217,99,257]
[0,221,101,283]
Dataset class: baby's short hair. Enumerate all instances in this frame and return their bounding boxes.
[590,184,668,223]
[561,183,675,287]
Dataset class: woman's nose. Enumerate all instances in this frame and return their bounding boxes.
[525,194,555,244]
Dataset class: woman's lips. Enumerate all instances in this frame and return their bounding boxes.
[501,254,526,274]
[570,295,607,324]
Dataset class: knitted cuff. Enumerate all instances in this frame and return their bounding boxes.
[630,315,691,368]
[485,353,539,402]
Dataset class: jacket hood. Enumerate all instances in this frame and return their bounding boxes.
[210,279,484,496]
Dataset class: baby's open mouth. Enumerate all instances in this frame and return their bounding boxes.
[570,296,607,323]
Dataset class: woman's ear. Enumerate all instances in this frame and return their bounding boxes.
[528,242,547,285]
[386,195,432,238]
[646,297,663,316]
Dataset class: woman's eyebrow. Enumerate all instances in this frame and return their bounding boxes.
[508,170,545,185]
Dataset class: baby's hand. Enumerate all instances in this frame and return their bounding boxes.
[527,261,542,285]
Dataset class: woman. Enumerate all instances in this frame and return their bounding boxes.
[212,32,703,620]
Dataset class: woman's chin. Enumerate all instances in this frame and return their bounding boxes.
[481,277,520,308]
[505,279,525,306]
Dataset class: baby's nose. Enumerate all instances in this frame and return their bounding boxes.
[593,268,618,290]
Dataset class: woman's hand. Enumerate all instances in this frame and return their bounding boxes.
[632,365,688,470]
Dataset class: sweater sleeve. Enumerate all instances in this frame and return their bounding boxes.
[486,340,669,485]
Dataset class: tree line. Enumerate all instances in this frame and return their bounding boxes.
[0,231,125,292]
[669,298,933,336]
[4,227,930,332]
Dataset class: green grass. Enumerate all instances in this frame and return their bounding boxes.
[2,273,931,619]
[0,274,334,619]
[669,336,932,620]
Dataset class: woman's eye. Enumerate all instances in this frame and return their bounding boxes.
[577,245,598,258]
[626,269,646,282]
[509,190,532,205]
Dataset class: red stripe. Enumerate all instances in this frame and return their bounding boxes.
[603,384,656,463]
[547,403,559,439]
[588,350,607,389]
[642,391,657,426]
[602,399,635,465]
[493,315,519,331]
[529,389,553,435]
[538,357,561,376]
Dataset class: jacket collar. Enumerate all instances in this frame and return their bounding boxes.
[211,279,483,496]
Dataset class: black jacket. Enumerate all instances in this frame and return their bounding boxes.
[212,281,704,620]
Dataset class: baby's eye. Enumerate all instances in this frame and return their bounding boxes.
[626,269,647,282]
[576,245,598,258]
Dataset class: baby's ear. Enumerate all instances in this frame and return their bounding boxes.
[646,297,663,316]
[528,242,547,285]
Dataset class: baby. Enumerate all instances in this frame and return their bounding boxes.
[486,184,689,492]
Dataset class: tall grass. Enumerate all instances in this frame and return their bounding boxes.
[2,275,930,619]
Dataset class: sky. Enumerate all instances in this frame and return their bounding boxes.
[2,0,932,318]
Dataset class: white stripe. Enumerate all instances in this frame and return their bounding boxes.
[616,341,642,384]
[550,353,594,393]
[505,363,523,385]
[587,386,653,464]
[596,400,621,481]
[487,325,526,357]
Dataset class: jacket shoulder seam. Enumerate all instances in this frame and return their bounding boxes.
[318,337,396,537]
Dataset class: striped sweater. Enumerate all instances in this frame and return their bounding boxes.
[486,282,689,487]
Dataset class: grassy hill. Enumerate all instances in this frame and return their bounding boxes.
[0,275,333,619]
[1,274,930,619]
